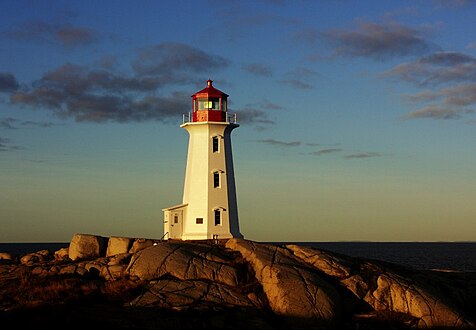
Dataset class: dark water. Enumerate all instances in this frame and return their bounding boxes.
[272,242,476,272]
[1,242,476,272]
[0,243,69,256]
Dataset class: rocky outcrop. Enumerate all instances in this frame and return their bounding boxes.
[54,247,69,260]
[225,239,342,328]
[106,237,134,257]
[130,279,253,309]
[1,238,475,329]
[128,238,158,254]
[286,244,476,328]
[20,249,50,265]
[69,234,106,261]
[0,252,13,261]
[127,241,240,287]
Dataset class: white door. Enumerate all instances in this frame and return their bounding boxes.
[170,210,183,239]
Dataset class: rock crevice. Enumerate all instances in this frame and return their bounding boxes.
[1,234,475,329]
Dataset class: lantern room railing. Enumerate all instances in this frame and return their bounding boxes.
[182,112,237,125]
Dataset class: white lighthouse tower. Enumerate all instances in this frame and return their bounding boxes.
[163,80,243,240]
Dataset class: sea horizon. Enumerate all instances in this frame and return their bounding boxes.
[1,241,476,272]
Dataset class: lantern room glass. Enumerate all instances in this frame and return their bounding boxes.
[197,98,221,111]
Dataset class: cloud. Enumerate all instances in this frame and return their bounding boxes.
[403,105,472,120]
[311,148,343,156]
[0,136,22,151]
[97,55,118,70]
[279,67,317,90]
[9,62,192,123]
[293,27,320,45]
[0,117,59,129]
[0,118,17,129]
[409,84,476,107]
[384,51,476,86]
[0,73,19,92]
[345,152,382,159]
[132,43,230,77]
[434,0,474,8]
[280,79,313,90]
[8,44,232,124]
[262,101,285,110]
[235,108,275,125]
[244,100,284,111]
[3,21,97,47]
[242,63,273,77]
[323,21,435,61]
[391,52,476,121]
[255,139,301,147]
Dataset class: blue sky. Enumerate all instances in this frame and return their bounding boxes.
[1,0,475,242]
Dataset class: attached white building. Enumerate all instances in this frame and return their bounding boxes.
[163,80,243,240]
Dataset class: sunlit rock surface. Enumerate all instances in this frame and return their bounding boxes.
[286,244,476,328]
[68,233,106,261]
[1,237,475,329]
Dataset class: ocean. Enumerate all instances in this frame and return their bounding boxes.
[1,241,475,272]
[285,242,476,272]
[0,242,69,256]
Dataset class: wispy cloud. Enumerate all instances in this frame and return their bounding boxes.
[345,152,382,159]
[2,21,98,47]
[407,84,476,107]
[0,73,19,92]
[9,43,231,124]
[132,43,229,77]
[384,51,476,86]
[433,0,474,8]
[323,21,436,61]
[255,139,301,147]
[310,148,343,156]
[242,63,273,77]
[262,101,285,110]
[0,117,59,129]
[0,136,22,151]
[403,105,472,120]
[293,27,320,45]
[235,108,275,126]
[280,79,313,90]
[279,67,317,90]
[388,52,476,121]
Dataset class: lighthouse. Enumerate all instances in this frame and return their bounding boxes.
[163,80,243,240]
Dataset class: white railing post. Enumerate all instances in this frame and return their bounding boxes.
[188,112,191,122]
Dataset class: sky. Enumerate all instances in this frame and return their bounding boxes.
[1,0,476,243]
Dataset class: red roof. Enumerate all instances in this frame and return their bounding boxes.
[192,80,228,98]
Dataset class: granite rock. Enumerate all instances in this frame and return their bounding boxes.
[286,244,476,328]
[69,233,106,261]
[127,241,239,286]
[225,239,343,328]
[106,237,134,257]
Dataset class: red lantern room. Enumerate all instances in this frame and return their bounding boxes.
[191,80,228,122]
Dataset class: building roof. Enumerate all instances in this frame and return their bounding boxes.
[192,80,228,98]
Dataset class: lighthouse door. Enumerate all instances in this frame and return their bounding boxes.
[170,211,183,239]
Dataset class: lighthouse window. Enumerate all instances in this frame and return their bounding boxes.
[212,137,219,153]
[196,218,203,224]
[213,172,220,188]
[198,98,220,110]
[214,209,221,226]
